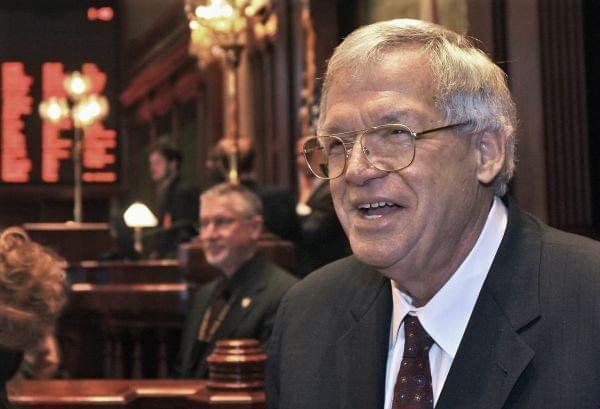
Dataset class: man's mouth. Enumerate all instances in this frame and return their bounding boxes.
[357,201,401,219]
[204,243,224,254]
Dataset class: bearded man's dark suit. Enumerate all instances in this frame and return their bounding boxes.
[175,254,297,378]
[266,202,600,409]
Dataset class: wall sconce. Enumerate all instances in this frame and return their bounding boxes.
[38,70,109,223]
[185,0,277,183]
[123,202,158,254]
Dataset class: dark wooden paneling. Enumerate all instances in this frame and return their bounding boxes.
[23,223,114,261]
[538,0,592,233]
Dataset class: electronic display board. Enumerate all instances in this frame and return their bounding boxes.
[0,1,119,185]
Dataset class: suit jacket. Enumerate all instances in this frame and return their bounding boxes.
[266,202,600,408]
[153,175,199,258]
[245,180,301,245]
[297,181,351,277]
[176,253,297,378]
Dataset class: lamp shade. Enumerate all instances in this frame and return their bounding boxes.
[123,202,158,228]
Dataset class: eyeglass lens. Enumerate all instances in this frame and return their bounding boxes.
[199,217,237,231]
[303,124,416,179]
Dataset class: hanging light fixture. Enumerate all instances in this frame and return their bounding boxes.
[185,0,277,183]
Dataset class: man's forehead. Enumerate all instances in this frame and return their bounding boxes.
[321,91,435,132]
[328,46,430,87]
[321,51,435,131]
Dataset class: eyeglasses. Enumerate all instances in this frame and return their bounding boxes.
[199,216,251,232]
[303,122,469,180]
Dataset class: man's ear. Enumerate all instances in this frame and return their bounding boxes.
[475,131,505,184]
[168,160,179,175]
[250,215,263,240]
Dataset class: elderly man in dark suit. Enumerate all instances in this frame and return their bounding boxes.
[266,19,600,409]
[175,183,297,378]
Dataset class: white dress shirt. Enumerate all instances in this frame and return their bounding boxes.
[384,197,508,408]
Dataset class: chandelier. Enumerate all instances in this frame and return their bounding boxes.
[185,0,277,183]
[185,0,277,67]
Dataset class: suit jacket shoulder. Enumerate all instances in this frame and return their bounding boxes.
[267,256,391,409]
[437,205,600,409]
[280,256,383,323]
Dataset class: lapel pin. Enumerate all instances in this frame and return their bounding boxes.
[241,297,252,308]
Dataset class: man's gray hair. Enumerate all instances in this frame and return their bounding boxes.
[201,183,264,217]
[319,19,517,196]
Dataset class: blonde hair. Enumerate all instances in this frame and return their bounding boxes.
[201,183,264,217]
[320,19,517,196]
[0,227,66,350]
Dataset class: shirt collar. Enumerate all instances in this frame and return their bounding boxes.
[390,196,508,358]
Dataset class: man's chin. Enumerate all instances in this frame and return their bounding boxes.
[205,252,227,269]
[350,241,401,271]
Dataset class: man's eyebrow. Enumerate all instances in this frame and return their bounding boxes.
[320,110,416,134]
[319,124,347,135]
[374,110,413,125]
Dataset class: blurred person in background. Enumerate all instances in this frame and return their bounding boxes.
[0,227,66,408]
[204,138,301,248]
[295,136,351,277]
[148,141,199,258]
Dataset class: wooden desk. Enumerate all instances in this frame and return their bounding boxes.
[8,379,265,409]
[23,222,114,262]
[68,259,182,284]
[60,279,188,379]
[56,237,294,379]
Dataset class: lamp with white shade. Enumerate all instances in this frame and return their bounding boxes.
[123,202,159,254]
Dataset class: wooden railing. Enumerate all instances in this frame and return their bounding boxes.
[10,339,268,408]
[59,260,187,379]
[56,235,295,379]
[9,379,265,409]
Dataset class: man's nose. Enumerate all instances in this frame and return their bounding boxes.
[200,223,219,240]
[344,141,385,184]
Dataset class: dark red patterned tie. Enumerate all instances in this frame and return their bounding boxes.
[392,315,434,409]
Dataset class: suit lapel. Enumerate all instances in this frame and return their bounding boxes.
[193,257,269,377]
[436,291,535,409]
[335,267,392,409]
[438,203,541,409]
[180,280,220,377]
[211,283,264,340]
[211,255,269,341]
